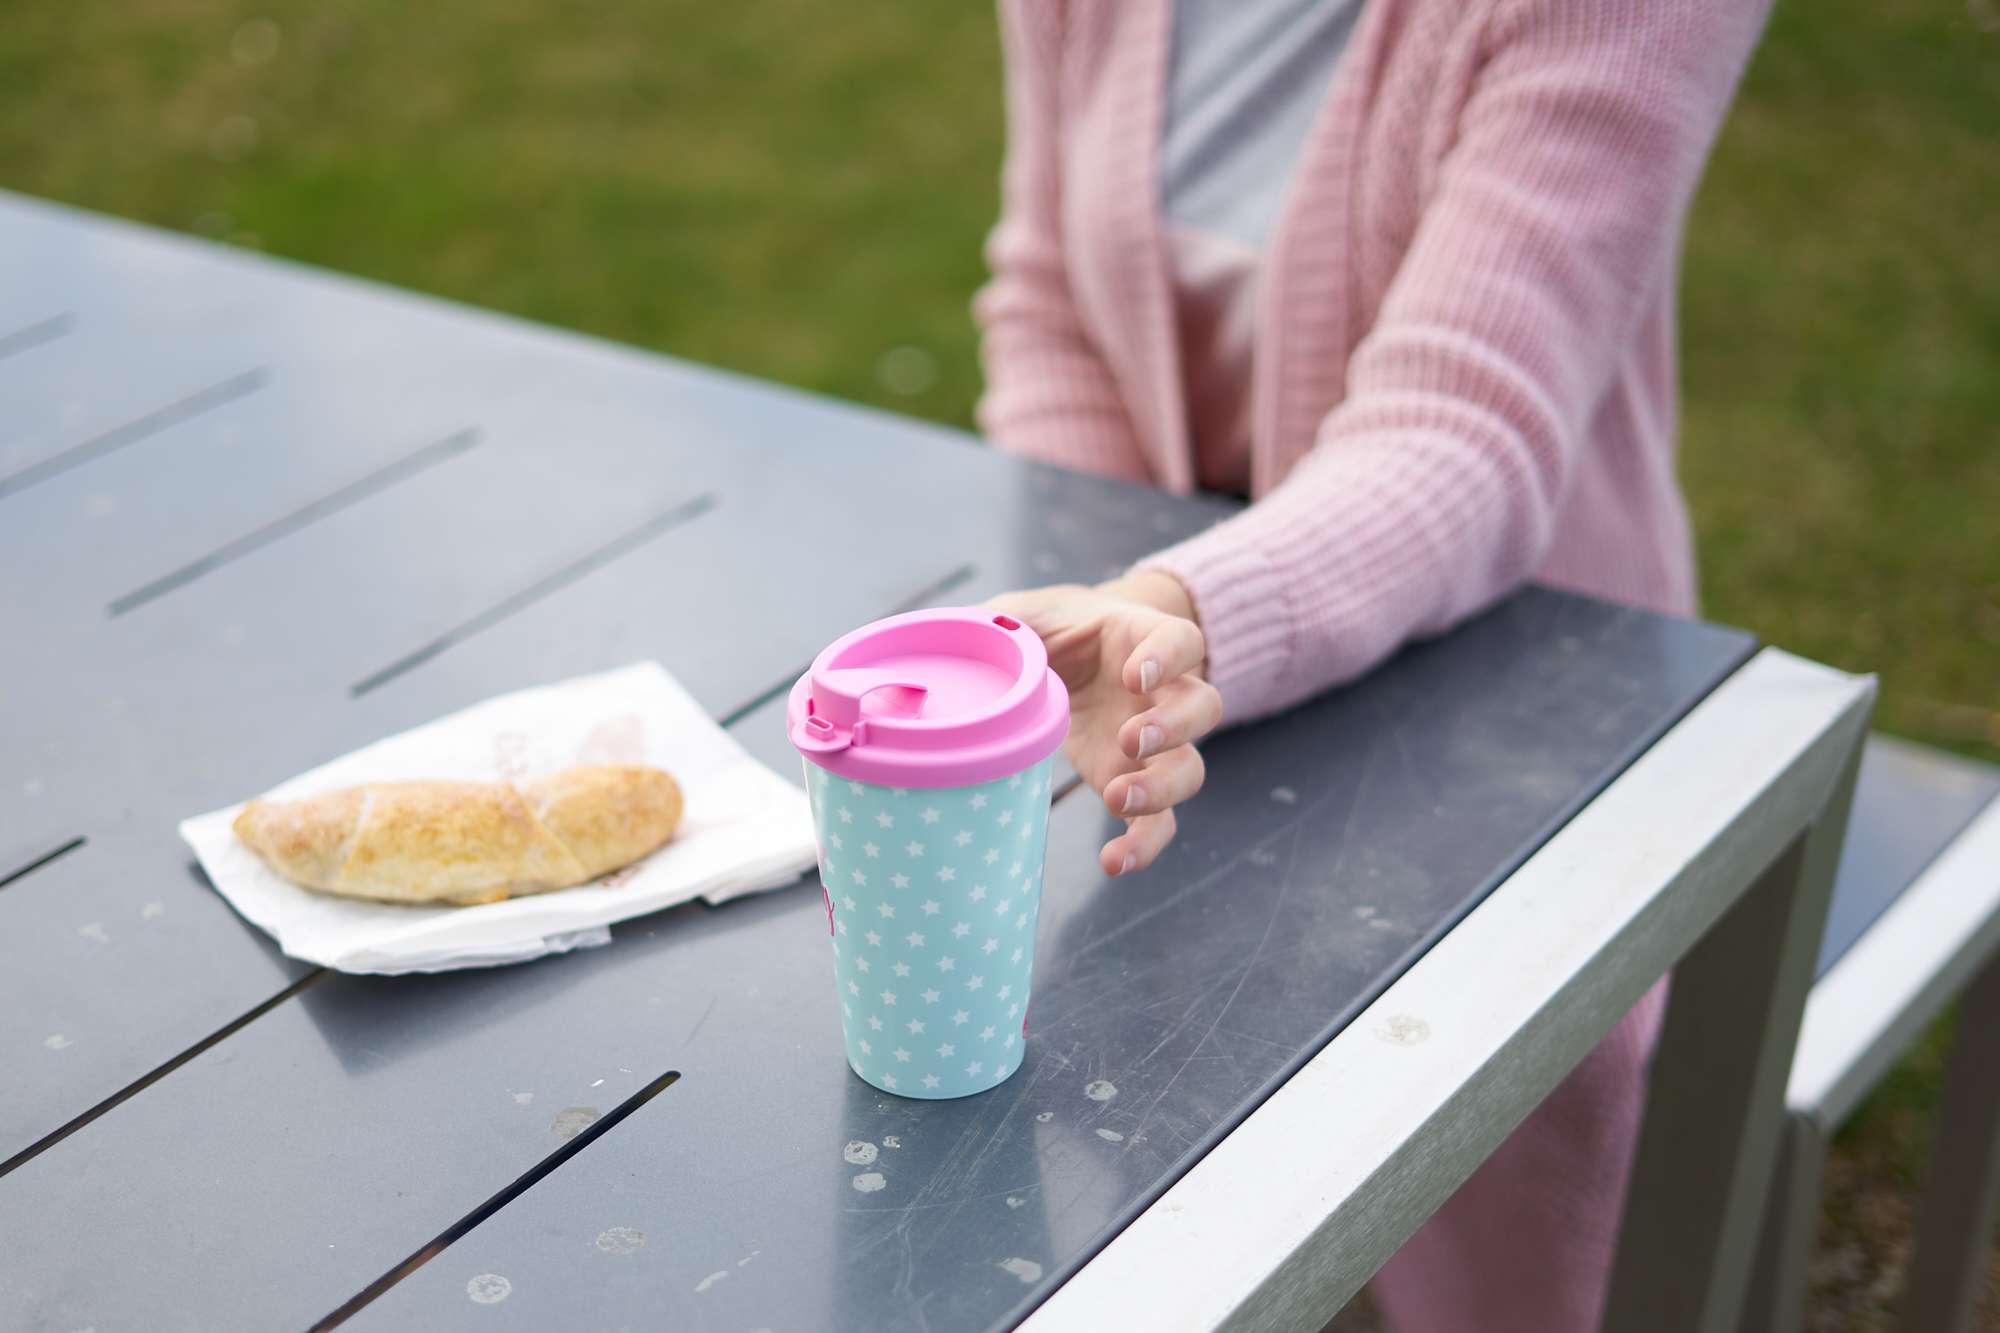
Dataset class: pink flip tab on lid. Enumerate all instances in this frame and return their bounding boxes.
[786,607,1069,789]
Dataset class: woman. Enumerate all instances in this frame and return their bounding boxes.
[980,1,1770,1328]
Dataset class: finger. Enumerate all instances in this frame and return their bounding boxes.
[1119,677,1224,759]
[1102,809,1177,877]
[1104,744,1205,819]
[1121,615,1206,696]
[1066,729,1136,799]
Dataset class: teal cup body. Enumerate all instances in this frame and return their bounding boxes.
[802,757,1054,1098]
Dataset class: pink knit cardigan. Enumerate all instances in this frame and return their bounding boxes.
[975,0,1770,725]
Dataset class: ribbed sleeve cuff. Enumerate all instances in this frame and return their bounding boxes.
[1138,527,1299,724]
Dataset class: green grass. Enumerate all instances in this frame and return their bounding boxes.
[4,0,1996,1322]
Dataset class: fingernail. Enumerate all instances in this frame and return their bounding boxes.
[1137,724,1163,758]
[1119,853,1137,876]
[1140,659,1160,693]
[1121,783,1147,815]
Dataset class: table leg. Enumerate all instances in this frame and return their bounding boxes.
[1735,1112,1827,1333]
[1898,948,2000,1333]
[1603,744,1862,1333]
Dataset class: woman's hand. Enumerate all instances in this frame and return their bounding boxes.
[988,570,1220,877]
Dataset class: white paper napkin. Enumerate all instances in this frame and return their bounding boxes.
[180,662,815,974]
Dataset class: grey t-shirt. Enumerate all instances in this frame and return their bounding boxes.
[1162,0,1364,251]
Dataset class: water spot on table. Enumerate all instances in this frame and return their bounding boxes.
[1035,1111,1054,1123]
[45,1034,71,1051]
[1095,1128,1125,1143]
[1368,917,1395,931]
[1270,786,1298,804]
[549,1106,600,1140]
[465,1273,511,1305]
[512,1091,534,1105]
[851,1171,887,1193]
[78,922,109,943]
[998,1257,1044,1283]
[594,1227,645,1257]
[589,1078,605,1088]
[1005,1197,1025,1209]
[843,1140,879,1166]
[21,778,42,798]
[1247,848,1277,867]
[882,1134,901,1149]
[1354,905,1376,919]
[140,901,165,920]
[1375,1015,1431,1046]
[1084,1079,1117,1102]
[738,1250,759,1267]
[694,1270,730,1294]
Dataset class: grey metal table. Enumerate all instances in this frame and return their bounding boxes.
[0,192,1875,1333]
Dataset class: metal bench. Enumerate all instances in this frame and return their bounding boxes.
[1743,735,2000,1331]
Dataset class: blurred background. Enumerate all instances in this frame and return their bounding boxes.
[3,1,1994,1326]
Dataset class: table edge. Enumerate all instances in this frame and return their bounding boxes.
[1018,647,1876,1333]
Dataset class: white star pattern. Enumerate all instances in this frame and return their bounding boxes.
[808,761,1051,1095]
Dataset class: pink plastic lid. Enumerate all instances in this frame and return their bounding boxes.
[786,607,1069,789]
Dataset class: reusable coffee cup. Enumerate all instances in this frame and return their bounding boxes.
[787,607,1069,1099]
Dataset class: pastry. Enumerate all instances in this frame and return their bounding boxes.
[231,764,682,905]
